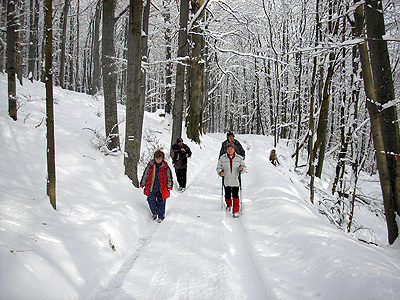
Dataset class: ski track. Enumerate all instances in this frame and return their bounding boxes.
[90,144,273,300]
[89,225,159,300]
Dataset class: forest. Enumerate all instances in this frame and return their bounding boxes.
[2,0,400,244]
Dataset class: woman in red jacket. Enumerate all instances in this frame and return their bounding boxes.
[140,150,173,223]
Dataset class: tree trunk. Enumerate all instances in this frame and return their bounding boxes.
[315,51,336,178]
[68,16,75,90]
[294,47,302,168]
[34,0,40,80]
[124,0,143,187]
[307,0,321,203]
[364,0,400,218]
[354,1,399,244]
[59,0,70,89]
[90,0,102,95]
[187,0,206,143]
[102,0,120,152]
[171,0,190,156]
[307,56,317,174]
[264,60,274,135]
[15,1,23,86]
[75,0,80,91]
[163,1,173,114]
[0,1,5,72]
[163,0,172,114]
[7,0,17,121]
[141,0,150,118]
[28,0,38,82]
[45,0,56,210]
[202,22,209,135]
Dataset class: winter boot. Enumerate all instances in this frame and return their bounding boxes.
[232,198,240,215]
[225,198,232,210]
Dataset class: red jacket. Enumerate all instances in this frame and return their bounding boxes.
[140,160,173,200]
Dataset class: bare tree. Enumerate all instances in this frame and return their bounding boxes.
[124,0,143,187]
[354,0,400,244]
[171,0,189,156]
[162,0,173,114]
[0,1,6,72]
[187,0,208,143]
[307,0,320,204]
[102,0,120,152]
[90,0,102,95]
[313,0,341,179]
[75,0,80,91]
[59,0,70,89]
[140,0,150,122]
[28,0,39,82]
[7,0,17,121]
[45,0,56,209]
[15,0,23,86]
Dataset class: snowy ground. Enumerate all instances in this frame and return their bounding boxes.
[1,74,400,300]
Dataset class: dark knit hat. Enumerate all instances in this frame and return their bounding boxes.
[225,143,236,151]
[177,138,183,143]
[226,132,235,138]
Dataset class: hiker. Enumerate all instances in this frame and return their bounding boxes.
[219,131,245,159]
[140,149,173,223]
[171,138,192,191]
[217,143,247,218]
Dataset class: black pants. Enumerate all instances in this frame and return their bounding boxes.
[175,168,187,188]
[224,186,239,199]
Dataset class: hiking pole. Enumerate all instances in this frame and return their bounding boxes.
[221,177,224,210]
[239,172,243,215]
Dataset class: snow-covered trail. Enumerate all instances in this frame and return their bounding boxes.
[89,144,272,300]
[2,76,400,300]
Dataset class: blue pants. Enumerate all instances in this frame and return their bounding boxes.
[147,191,166,220]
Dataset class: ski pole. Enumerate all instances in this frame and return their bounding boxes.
[239,172,243,215]
[221,176,224,210]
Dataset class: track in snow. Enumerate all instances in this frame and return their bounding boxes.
[90,149,272,299]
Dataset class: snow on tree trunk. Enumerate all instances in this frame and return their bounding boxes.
[124,0,143,187]
[102,0,120,152]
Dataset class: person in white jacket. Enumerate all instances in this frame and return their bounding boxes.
[216,143,247,218]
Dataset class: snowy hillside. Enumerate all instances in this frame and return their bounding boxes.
[1,74,400,300]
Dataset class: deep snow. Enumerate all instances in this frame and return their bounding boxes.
[1,74,400,300]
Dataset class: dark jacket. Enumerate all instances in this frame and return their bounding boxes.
[219,139,245,159]
[172,143,192,169]
[140,160,173,200]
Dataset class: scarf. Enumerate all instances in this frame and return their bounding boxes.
[228,153,235,172]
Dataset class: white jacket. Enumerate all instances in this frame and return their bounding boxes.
[216,153,246,187]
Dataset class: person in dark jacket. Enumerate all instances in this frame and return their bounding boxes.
[140,149,173,223]
[219,132,245,159]
[171,138,192,191]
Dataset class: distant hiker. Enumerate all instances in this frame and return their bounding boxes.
[217,143,247,218]
[171,138,192,191]
[219,131,245,159]
[140,149,173,223]
[269,149,279,166]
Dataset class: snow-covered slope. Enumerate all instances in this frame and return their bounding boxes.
[1,74,399,299]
